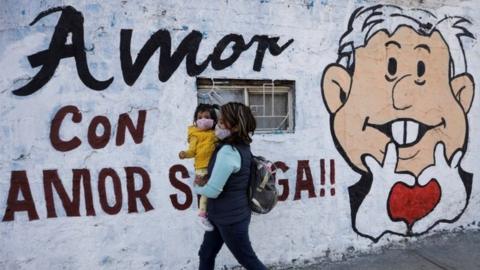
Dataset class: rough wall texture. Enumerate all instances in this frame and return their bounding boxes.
[0,0,479,269]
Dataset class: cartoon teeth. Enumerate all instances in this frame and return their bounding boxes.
[391,120,420,145]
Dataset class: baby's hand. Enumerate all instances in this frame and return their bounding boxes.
[178,151,186,159]
[195,175,208,186]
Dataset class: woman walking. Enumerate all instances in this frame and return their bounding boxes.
[194,102,267,270]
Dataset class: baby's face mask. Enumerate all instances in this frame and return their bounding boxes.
[196,118,214,130]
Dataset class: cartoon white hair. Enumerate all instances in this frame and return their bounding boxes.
[337,4,474,77]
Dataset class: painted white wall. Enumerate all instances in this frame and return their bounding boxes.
[0,0,479,269]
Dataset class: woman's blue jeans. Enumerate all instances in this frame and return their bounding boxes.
[198,215,267,270]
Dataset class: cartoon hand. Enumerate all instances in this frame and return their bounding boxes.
[412,143,467,234]
[355,142,414,239]
[178,151,186,159]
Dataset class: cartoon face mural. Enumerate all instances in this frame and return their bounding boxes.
[321,5,475,242]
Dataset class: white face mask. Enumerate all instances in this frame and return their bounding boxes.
[196,118,214,130]
[215,124,231,139]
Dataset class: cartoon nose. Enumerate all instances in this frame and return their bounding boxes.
[392,74,414,110]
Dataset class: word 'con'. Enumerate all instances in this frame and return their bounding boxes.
[50,105,146,152]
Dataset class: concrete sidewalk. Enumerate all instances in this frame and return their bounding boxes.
[284,230,480,270]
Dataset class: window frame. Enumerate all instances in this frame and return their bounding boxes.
[196,78,295,134]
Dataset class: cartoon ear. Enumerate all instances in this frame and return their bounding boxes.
[321,64,352,114]
[451,73,475,113]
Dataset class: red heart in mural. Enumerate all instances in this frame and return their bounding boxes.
[387,179,441,227]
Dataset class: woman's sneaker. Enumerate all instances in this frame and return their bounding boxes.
[198,216,214,231]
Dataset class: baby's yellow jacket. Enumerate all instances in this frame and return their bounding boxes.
[183,125,216,170]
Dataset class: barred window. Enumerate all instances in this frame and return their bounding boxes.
[197,78,295,133]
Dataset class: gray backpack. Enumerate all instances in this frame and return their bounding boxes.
[249,155,278,214]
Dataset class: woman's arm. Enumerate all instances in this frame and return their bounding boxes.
[194,146,241,198]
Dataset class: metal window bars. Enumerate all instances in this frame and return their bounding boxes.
[197,79,293,133]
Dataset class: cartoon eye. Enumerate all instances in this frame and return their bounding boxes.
[415,60,426,85]
[388,57,397,75]
[385,57,397,82]
[417,61,425,77]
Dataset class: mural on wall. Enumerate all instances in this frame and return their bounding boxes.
[2,2,480,268]
[321,4,475,242]
[12,6,294,96]
[1,5,295,222]
[169,159,337,210]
